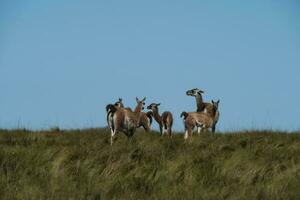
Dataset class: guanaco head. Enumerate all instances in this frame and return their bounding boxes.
[211,100,220,113]
[180,111,189,120]
[135,97,146,111]
[106,98,124,113]
[114,98,124,108]
[147,103,161,112]
[186,88,204,96]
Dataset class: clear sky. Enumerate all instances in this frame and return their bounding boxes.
[1,0,300,131]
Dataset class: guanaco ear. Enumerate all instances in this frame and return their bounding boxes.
[156,103,161,106]
[119,98,122,102]
[142,97,146,101]
[211,100,214,104]
[217,100,220,104]
[136,97,139,102]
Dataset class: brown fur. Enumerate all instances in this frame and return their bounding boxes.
[147,103,173,136]
[110,97,146,145]
[186,88,220,132]
[138,111,152,132]
[106,98,124,136]
[162,111,173,130]
[124,107,133,112]
[182,100,219,139]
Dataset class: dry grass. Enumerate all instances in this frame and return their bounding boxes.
[0,128,300,199]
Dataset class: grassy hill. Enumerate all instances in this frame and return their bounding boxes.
[0,128,300,200]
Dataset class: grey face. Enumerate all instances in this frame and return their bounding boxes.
[186,88,204,96]
[212,100,220,110]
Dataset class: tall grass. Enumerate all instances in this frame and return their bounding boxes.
[0,128,300,200]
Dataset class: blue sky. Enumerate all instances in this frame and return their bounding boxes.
[0,0,300,131]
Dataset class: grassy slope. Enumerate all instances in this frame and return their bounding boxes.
[0,128,300,200]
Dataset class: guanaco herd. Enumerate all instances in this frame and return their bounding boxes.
[106,88,220,145]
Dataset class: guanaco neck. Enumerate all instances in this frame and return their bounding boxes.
[133,103,144,121]
[134,103,142,113]
[211,107,218,118]
[195,93,205,112]
[130,103,143,125]
[152,109,162,125]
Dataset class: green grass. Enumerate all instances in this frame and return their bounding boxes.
[0,128,300,200]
